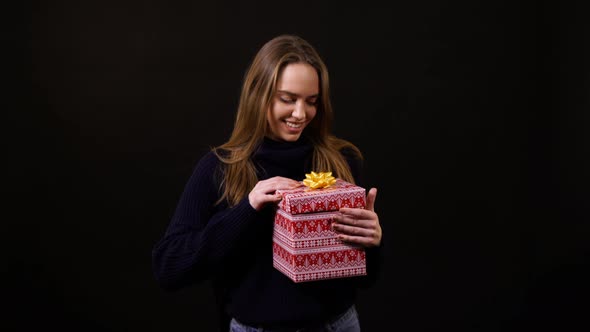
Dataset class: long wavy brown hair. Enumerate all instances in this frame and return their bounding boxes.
[213,35,362,206]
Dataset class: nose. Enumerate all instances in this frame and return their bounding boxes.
[292,100,306,120]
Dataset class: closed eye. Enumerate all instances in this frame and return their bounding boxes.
[280,97,295,104]
[306,98,318,106]
[277,90,319,106]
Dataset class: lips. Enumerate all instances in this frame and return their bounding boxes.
[285,121,304,128]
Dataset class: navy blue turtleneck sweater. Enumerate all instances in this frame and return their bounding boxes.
[152,137,382,328]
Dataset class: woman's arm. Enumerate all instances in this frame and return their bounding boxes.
[151,152,260,291]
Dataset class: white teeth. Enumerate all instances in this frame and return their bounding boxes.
[286,122,302,128]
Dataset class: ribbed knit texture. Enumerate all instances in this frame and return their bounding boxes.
[152,136,382,328]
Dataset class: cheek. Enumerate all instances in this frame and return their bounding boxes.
[267,104,286,131]
[308,108,318,121]
[268,103,282,122]
[270,102,288,118]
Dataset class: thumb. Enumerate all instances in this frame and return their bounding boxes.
[366,187,377,211]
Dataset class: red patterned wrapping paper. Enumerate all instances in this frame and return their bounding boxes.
[273,208,366,283]
[276,179,366,215]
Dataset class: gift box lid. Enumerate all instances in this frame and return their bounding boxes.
[276,178,366,215]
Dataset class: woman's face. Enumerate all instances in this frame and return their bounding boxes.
[267,62,319,142]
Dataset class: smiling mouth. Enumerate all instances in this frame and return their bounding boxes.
[285,121,304,128]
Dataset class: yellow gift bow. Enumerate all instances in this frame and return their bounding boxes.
[302,171,337,189]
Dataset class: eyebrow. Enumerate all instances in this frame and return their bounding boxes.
[277,90,319,99]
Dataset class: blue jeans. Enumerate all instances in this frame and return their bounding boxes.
[229,305,361,332]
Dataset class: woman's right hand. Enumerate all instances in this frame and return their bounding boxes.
[248,176,303,211]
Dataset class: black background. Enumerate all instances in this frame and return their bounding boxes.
[14,1,589,331]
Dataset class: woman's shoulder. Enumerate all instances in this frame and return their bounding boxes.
[329,136,362,160]
[338,145,363,168]
[339,145,362,159]
[335,142,364,185]
[192,150,224,177]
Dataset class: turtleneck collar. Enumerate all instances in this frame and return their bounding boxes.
[253,136,314,179]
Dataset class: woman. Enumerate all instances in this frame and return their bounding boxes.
[152,34,383,332]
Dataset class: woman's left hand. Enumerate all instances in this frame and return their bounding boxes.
[332,187,382,247]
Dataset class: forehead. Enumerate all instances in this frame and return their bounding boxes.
[276,62,319,96]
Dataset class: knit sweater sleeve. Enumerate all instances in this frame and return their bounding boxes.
[152,152,259,291]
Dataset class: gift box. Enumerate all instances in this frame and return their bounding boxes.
[273,176,367,283]
[272,209,367,282]
[276,179,366,215]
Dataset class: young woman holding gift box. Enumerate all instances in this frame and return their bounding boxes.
[152,34,383,332]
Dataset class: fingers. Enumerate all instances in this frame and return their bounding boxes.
[332,212,372,228]
[332,219,381,247]
[336,234,378,247]
[338,207,373,220]
[332,222,376,238]
[248,176,303,211]
[257,177,302,194]
[366,187,377,212]
[333,199,382,247]
[332,210,377,237]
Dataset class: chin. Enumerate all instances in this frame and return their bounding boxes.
[281,134,303,142]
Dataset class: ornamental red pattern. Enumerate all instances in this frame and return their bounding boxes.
[274,209,335,236]
[273,242,366,283]
[274,210,347,249]
[272,181,368,283]
[276,179,366,215]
